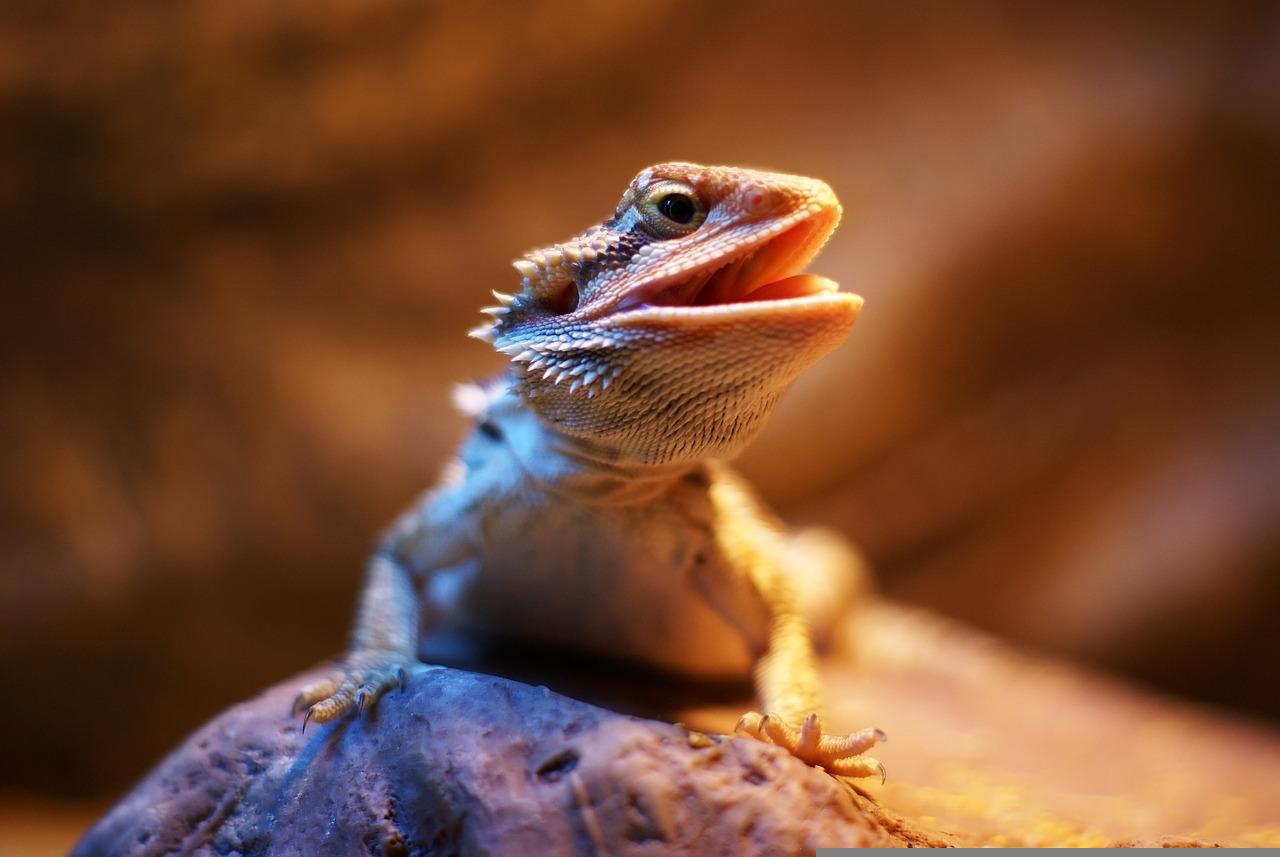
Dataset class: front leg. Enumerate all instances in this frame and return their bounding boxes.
[294,550,423,726]
[704,472,885,778]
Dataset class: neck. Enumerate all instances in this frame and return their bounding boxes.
[495,386,698,505]
[545,430,698,504]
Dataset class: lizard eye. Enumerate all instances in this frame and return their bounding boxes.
[657,193,695,223]
[638,181,706,238]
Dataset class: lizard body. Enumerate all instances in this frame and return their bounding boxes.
[296,163,884,777]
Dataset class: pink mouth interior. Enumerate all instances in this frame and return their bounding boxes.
[645,218,836,308]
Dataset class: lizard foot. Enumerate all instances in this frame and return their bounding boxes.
[735,711,886,780]
[292,650,410,728]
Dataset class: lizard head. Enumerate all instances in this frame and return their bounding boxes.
[471,162,862,465]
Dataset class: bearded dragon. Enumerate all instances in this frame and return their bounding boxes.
[294,163,885,778]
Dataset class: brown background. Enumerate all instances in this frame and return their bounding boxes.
[2,0,1278,830]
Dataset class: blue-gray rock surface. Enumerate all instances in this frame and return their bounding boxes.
[73,666,916,856]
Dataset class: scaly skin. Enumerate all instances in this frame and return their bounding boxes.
[295,163,884,778]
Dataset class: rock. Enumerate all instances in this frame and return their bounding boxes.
[72,667,936,856]
[74,600,1280,851]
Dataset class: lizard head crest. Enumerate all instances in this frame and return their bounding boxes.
[470,162,862,465]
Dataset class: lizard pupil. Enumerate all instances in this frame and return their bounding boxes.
[657,193,695,224]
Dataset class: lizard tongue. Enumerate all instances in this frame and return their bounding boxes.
[740,274,839,302]
[694,252,836,304]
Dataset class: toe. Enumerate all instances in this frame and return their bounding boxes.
[797,713,822,757]
[293,676,340,715]
[734,710,887,778]
[817,725,885,758]
[760,714,800,749]
[735,711,766,737]
[826,755,885,781]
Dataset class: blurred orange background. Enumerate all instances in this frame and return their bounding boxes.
[2,1,1278,850]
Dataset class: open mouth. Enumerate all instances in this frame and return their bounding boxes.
[609,209,843,318]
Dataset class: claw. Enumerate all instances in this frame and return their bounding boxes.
[397,666,408,692]
[355,690,367,715]
[301,707,314,734]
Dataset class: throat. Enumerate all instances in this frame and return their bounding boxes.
[541,429,702,506]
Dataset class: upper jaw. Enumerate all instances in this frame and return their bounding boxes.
[604,200,846,322]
